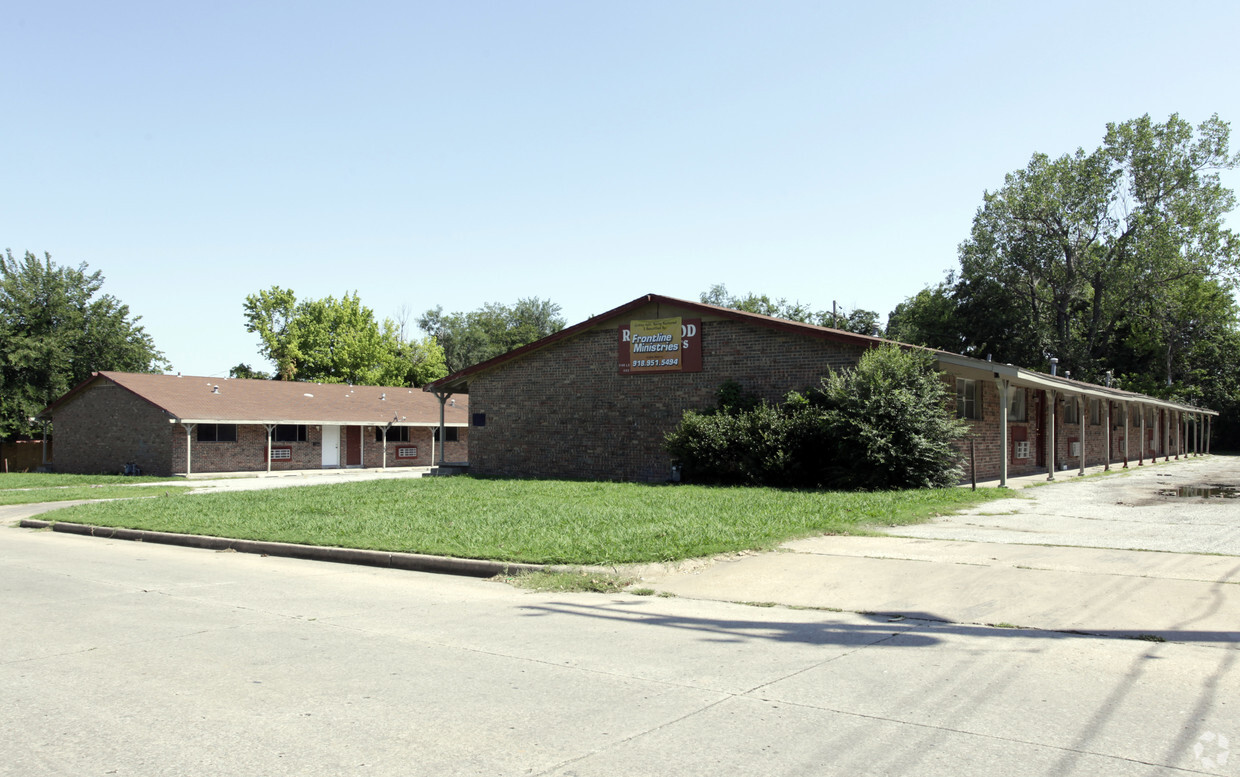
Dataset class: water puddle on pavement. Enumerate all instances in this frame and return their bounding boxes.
[1158,484,1240,499]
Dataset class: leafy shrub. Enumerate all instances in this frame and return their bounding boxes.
[666,345,966,489]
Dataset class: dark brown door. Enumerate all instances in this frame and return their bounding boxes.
[345,426,362,466]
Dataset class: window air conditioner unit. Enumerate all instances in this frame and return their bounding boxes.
[1069,442,1082,457]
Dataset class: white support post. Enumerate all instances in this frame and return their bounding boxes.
[1206,415,1212,454]
[1162,409,1169,462]
[1104,401,1112,471]
[433,391,450,466]
[1122,402,1130,468]
[1046,391,1056,481]
[995,379,1009,488]
[264,424,275,473]
[1139,406,1146,466]
[1078,396,1085,477]
[182,423,196,476]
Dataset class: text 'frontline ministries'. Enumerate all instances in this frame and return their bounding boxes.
[617,317,702,374]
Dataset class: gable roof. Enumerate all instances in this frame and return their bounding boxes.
[423,292,1216,417]
[424,292,895,394]
[42,372,469,426]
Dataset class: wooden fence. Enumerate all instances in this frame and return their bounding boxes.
[1,440,53,473]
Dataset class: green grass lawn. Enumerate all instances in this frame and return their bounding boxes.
[0,472,194,505]
[38,476,1005,565]
[0,473,183,489]
[0,485,194,506]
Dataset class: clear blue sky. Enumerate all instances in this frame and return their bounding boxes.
[4,1,1238,378]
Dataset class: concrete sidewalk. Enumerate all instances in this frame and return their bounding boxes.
[642,457,1240,648]
[640,536,1240,647]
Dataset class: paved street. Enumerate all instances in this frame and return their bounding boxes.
[3,457,1239,775]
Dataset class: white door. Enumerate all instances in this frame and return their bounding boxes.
[321,425,340,467]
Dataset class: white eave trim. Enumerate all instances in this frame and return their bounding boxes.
[933,353,1218,417]
[170,418,469,426]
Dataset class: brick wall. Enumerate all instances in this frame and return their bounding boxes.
[54,380,468,476]
[466,317,868,481]
[361,426,468,468]
[53,383,177,475]
[464,312,1197,484]
[174,424,468,474]
[175,424,322,473]
[953,384,1189,481]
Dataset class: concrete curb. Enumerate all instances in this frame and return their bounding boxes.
[19,519,543,578]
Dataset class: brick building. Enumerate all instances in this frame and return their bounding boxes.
[39,372,468,476]
[425,294,1215,485]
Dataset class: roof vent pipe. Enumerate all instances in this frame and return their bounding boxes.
[1105,370,1113,388]
[986,354,992,362]
[1049,357,1058,377]
[212,385,219,394]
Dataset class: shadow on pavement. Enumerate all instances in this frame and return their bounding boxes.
[520,600,1240,648]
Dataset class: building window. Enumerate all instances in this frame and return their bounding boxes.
[273,424,307,442]
[433,427,459,442]
[1063,398,1080,425]
[376,426,411,443]
[197,424,237,442]
[955,379,977,420]
[1007,387,1026,422]
[472,413,486,427]
[1089,398,1102,425]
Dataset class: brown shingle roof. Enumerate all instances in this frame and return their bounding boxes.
[44,372,468,426]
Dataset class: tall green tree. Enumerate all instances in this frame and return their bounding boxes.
[242,288,448,386]
[291,293,405,385]
[417,297,565,374]
[0,250,166,440]
[242,286,300,380]
[887,114,1240,447]
[884,279,963,350]
[953,113,1239,378]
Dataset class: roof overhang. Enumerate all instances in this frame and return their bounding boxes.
[933,353,1218,417]
[169,419,469,426]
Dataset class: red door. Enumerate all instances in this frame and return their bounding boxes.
[345,426,362,466]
